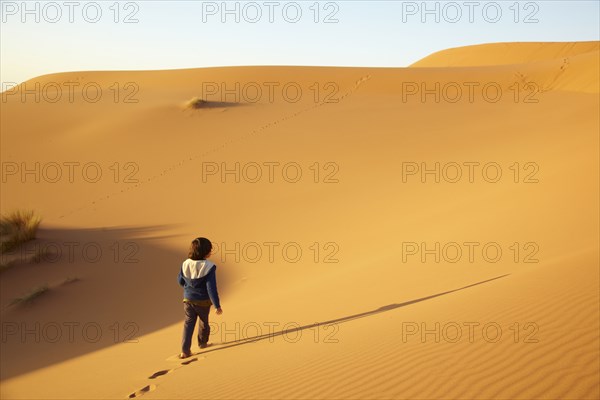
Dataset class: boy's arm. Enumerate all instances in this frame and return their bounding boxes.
[178,269,185,287]
[206,266,221,309]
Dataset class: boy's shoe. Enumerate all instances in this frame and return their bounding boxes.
[179,352,193,359]
[199,343,212,349]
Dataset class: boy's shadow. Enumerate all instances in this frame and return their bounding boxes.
[202,274,511,353]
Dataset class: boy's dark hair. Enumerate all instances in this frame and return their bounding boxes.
[189,237,212,260]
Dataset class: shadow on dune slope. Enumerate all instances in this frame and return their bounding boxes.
[0,225,234,380]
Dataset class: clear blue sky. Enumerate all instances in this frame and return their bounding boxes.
[1,0,599,85]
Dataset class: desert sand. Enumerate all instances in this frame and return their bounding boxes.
[0,41,598,399]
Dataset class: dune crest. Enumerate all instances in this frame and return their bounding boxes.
[410,41,600,67]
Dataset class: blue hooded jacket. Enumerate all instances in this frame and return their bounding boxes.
[178,259,221,308]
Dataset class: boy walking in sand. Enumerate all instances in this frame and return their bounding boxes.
[178,237,223,358]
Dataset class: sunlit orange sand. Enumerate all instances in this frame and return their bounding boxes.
[1,41,598,399]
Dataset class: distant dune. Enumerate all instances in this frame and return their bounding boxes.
[410,41,600,67]
[1,42,598,399]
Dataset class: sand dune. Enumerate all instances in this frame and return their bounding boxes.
[1,41,598,399]
[410,41,600,67]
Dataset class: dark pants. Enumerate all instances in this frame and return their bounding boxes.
[182,302,211,353]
